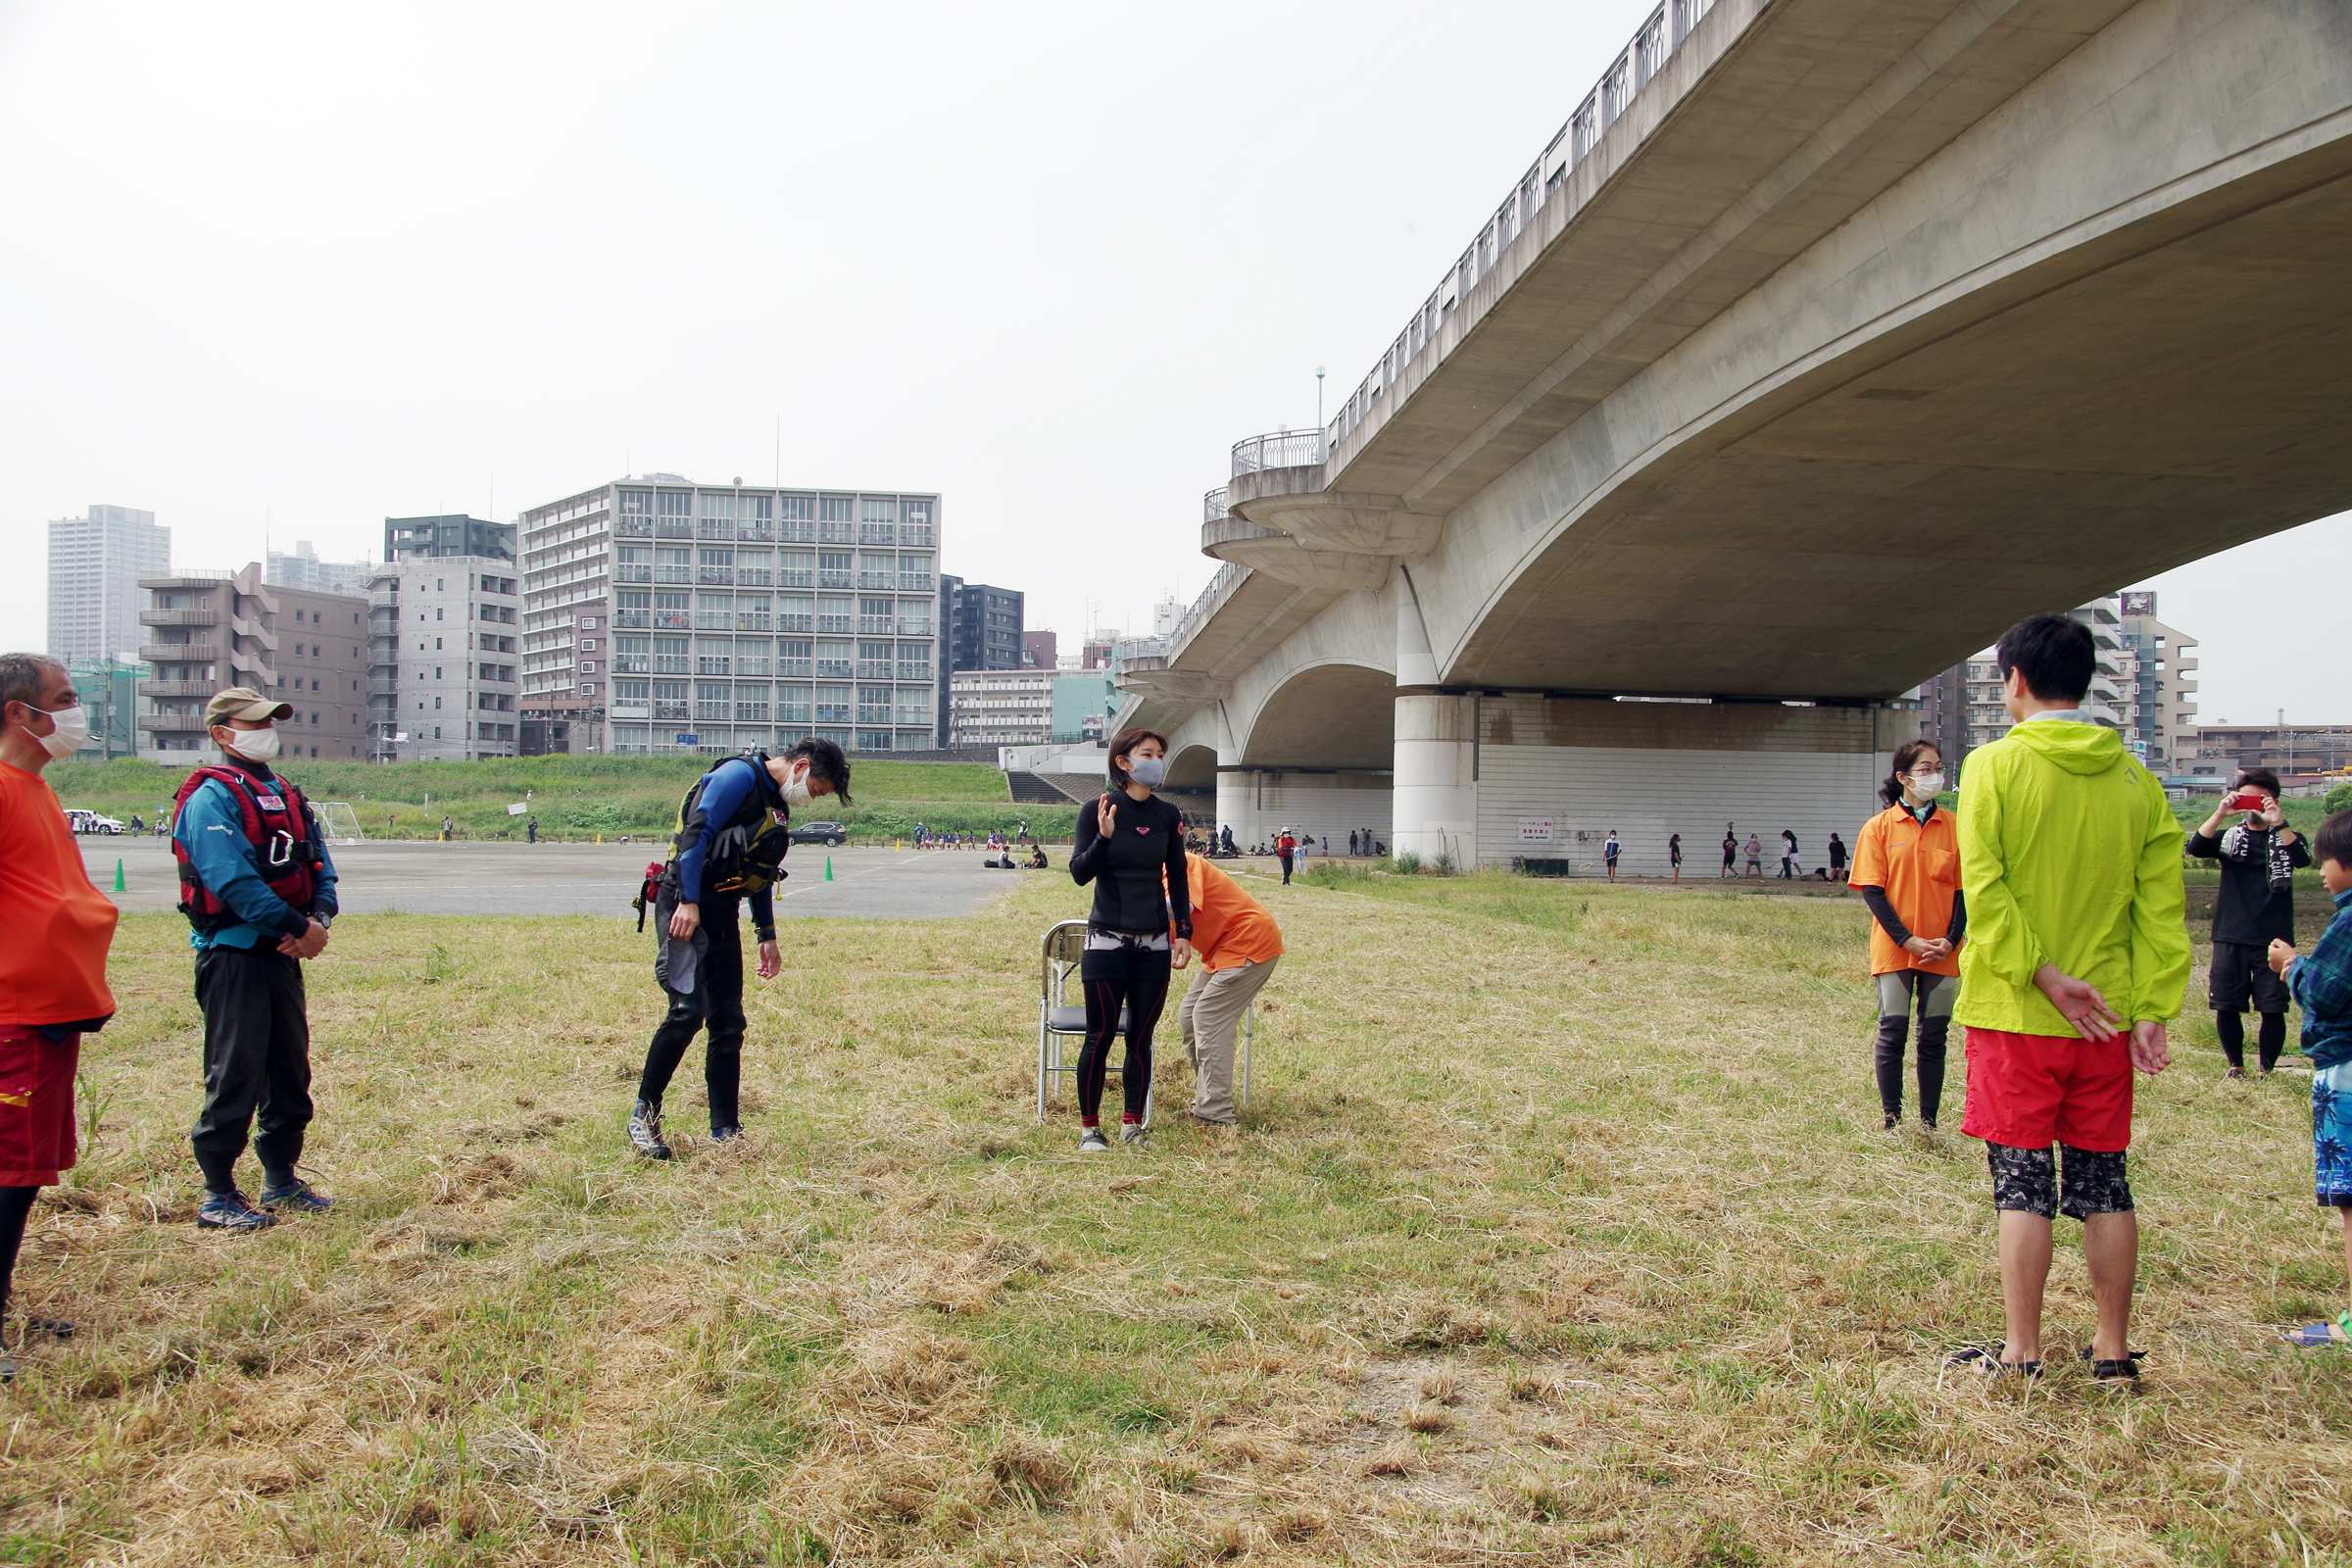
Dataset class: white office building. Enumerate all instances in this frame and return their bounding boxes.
[515,476,943,756]
[366,561,522,760]
[48,504,170,664]
[267,541,375,596]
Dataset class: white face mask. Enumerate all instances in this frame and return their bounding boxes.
[1908,771,1945,800]
[783,764,813,813]
[219,725,280,764]
[20,703,88,760]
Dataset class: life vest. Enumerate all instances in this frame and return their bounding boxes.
[172,764,322,930]
[663,751,793,899]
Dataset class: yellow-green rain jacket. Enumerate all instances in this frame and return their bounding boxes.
[1953,718,2188,1035]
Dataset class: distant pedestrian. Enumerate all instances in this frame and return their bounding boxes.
[1670,833,1684,883]
[1603,830,1621,882]
[1276,829,1298,885]
[0,653,117,1376]
[1744,835,1763,878]
[1348,829,1359,857]
[128,813,144,835]
[1828,832,1847,880]
[526,815,538,845]
[1779,830,1798,880]
[440,814,453,842]
[1721,825,1738,879]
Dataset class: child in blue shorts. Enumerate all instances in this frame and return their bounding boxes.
[2267,808,2352,1347]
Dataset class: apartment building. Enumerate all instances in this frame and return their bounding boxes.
[366,562,522,760]
[514,476,943,755]
[2191,722,2352,786]
[2116,592,2198,773]
[49,504,169,665]
[1946,599,2131,762]
[135,564,370,760]
[267,541,375,596]
[949,669,1118,747]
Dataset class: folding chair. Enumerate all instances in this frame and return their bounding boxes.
[1037,919,1154,1126]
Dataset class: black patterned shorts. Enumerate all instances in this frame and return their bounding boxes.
[1987,1141,2132,1220]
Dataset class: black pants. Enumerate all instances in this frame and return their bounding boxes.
[1078,940,1171,1124]
[638,892,745,1131]
[2217,1009,2287,1074]
[191,943,314,1193]
[1278,853,1295,884]
[0,1184,36,1326]
[1874,971,1952,1126]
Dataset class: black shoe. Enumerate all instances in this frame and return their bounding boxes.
[196,1191,277,1231]
[2080,1346,2143,1385]
[627,1100,671,1160]
[710,1124,744,1145]
[258,1178,331,1213]
[2227,1067,2247,1080]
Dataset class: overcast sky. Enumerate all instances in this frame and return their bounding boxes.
[2,0,2342,722]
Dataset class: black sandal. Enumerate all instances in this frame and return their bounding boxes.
[1946,1344,2042,1380]
[2080,1347,2142,1384]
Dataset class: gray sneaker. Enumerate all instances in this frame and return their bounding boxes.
[1077,1127,1111,1153]
[627,1100,671,1160]
[1120,1122,1150,1149]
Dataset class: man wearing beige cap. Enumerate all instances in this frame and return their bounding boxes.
[170,688,338,1230]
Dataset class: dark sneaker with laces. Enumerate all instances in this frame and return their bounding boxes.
[710,1124,745,1146]
[627,1100,671,1159]
[259,1178,331,1214]
[2080,1346,2143,1385]
[196,1191,277,1231]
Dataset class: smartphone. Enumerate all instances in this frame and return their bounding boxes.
[2223,790,2271,811]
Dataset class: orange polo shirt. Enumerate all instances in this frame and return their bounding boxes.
[0,761,118,1023]
[1848,802,1961,978]
[1168,857,1284,971]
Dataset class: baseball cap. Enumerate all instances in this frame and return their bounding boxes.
[204,688,294,726]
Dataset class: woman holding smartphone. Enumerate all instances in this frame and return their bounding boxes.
[1066,728,1193,1152]
[1848,739,1965,1132]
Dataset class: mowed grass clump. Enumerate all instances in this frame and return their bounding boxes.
[6,870,2349,1564]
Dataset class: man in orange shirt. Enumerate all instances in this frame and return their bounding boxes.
[1170,854,1284,1124]
[0,654,118,1379]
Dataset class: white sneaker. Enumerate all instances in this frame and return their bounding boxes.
[1078,1127,1111,1153]
[1120,1122,1150,1149]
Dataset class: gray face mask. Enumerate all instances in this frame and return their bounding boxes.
[1125,756,1166,788]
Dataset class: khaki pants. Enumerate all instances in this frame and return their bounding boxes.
[1177,956,1278,1123]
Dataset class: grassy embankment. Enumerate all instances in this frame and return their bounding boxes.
[6,869,2347,1563]
[42,756,1077,844]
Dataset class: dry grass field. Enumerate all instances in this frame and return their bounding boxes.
[6,868,2349,1565]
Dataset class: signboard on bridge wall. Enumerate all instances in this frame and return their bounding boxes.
[1518,817,1554,845]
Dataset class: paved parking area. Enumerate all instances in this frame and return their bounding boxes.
[76,837,1029,919]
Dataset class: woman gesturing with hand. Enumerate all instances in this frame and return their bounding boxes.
[1065,729,1192,1152]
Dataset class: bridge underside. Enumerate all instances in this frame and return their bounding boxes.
[1464,154,2352,700]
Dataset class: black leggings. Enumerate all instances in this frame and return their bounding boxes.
[638,896,746,1131]
[2217,1010,2286,1074]
[1078,942,1172,1124]
[0,1185,36,1327]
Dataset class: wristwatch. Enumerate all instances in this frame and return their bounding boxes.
[311,912,333,929]
[755,926,778,943]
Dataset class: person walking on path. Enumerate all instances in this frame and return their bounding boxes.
[2264,810,2352,1347]
[439,814,453,843]
[1850,740,1965,1133]
[526,815,538,845]
[1779,829,1799,880]
[628,739,849,1158]
[1169,853,1283,1125]
[1067,729,1192,1152]
[1275,828,1298,886]
[1744,834,1764,878]
[174,689,340,1230]
[1603,830,1622,882]
[1946,614,2186,1385]
[0,654,116,1376]
[1670,833,1684,884]
[1829,832,1848,882]
[2188,766,2308,1077]
[1721,825,1739,879]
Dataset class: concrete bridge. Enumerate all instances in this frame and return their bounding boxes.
[1119,0,2352,874]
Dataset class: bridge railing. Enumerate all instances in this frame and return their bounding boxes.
[1163,559,1250,665]
[1321,0,1737,459]
[1230,431,1326,476]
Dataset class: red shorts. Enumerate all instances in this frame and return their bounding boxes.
[1960,1026,2132,1152]
[0,1026,81,1186]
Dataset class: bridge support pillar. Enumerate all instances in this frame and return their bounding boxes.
[1393,693,1478,868]
[1215,764,1250,848]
